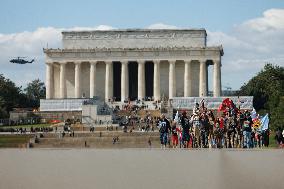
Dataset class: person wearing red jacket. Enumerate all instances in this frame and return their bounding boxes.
[171,122,181,148]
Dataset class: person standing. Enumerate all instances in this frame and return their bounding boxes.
[181,111,190,148]
[191,113,200,148]
[200,113,209,148]
[242,116,252,148]
[282,129,284,147]
[263,129,270,147]
[171,122,180,148]
[148,137,152,148]
[158,114,171,149]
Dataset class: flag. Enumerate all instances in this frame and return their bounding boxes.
[260,114,269,131]
[200,99,205,109]
[252,118,261,129]
[218,98,233,112]
[218,100,226,112]
[174,111,179,123]
[251,108,257,119]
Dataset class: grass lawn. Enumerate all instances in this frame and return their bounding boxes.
[0,135,33,148]
[1,123,52,129]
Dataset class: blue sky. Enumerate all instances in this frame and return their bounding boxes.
[0,0,283,90]
[1,0,282,33]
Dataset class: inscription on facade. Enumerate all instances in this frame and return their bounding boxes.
[63,32,203,40]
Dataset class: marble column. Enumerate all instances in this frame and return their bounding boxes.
[137,60,145,100]
[153,60,160,101]
[110,62,113,99]
[59,62,66,99]
[168,60,176,99]
[199,60,207,97]
[105,61,113,101]
[206,64,209,96]
[213,59,222,97]
[121,60,129,102]
[184,60,192,97]
[74,61,81,98]
[45,62,53,99]
[90,61,97,98]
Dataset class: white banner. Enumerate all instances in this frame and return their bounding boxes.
[40,99,87,111]
[171,96,253,110]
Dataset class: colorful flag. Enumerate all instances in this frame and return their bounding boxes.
[260,114,269,131]
[252,118,261,129]
[218,98,230,112]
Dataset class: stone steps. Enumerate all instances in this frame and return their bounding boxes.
[116,110,161,118]
[40,131,160,138]
[34,134,161,148]
[137,110,161,118]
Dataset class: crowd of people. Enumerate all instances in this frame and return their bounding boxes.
[157,99,271,149]
[120,101,161,112]
[0,126,53,133]
[1,97,277,149]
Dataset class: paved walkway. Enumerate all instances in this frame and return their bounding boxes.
[0,149,283,189]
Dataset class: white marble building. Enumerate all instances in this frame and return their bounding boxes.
[44,29,223,102]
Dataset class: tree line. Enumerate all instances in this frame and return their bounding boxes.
[237,63,284,131]
[0,74,45,118]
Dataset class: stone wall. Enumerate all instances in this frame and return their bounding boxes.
[34,111,82,122]
[62,29,207,49]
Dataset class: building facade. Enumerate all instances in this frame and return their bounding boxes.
[44,29,223,102]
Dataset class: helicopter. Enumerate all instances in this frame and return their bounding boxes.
[10,57,35,64]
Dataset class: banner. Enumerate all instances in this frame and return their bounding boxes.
[260,114,269,131]
[40,99,87,111]
[171,96,253,110]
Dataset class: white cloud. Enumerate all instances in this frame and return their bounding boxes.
[241,9,284,32]
[207,8,284,89]
[64,25,116,31]
[0,9,284,90]
[147,23,178,29]
[0,25,114,87]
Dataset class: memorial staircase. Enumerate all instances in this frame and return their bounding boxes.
[116,109,161,118]
[32,131,161,148]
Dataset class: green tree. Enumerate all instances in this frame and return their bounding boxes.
[0,74,28,115]
[238,64,284,130]
[0,96,8,118]
[270,96,284,129]
[24,79,46,108]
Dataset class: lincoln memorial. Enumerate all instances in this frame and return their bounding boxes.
[44,29,223,102]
